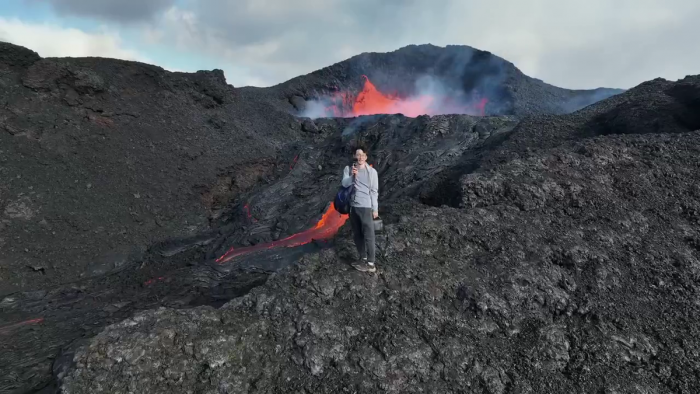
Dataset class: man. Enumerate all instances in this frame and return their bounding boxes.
[341,147,379,272]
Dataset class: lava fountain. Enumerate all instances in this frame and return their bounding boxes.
[317,75,488,118]
[216,204,348,264]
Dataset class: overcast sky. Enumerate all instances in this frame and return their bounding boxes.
[0,0,698,89]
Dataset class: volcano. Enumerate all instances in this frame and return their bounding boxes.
[246,44,624,118]
[2,41,700,394]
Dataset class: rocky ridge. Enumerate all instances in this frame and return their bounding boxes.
[0,42,301,294]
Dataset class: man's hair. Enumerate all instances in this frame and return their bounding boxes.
[353,144,368,155]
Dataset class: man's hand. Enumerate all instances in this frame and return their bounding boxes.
[373,211,378,219]
[352,165,358,176]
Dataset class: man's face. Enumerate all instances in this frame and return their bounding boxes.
[354,149,367,164]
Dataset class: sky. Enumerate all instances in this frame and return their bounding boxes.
[0,0,698,89]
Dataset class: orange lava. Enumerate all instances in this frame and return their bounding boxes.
[325,75,488,117]
[216,204,348,264]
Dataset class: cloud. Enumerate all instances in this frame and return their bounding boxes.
[140,0,699,89]
[8,0,700,89]
[0,17,150,62]
[30,0,176,23]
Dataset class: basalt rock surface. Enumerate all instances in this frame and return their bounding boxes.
[57,76,700,394]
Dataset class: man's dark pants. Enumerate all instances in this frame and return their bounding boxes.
[349,206,376,262]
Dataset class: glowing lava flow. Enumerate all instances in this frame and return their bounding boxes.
[324,75,488,117]
[216,204,348,264]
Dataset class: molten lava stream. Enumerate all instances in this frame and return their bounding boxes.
[216,204,348,264]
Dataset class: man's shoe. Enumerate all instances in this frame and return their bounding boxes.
[353,261,376,273]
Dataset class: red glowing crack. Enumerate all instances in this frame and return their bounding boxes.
[243,204,258,223]
[0,317,44,334]
[216,204,348,264]
[144,277,165,286]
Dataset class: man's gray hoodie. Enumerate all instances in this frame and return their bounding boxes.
[342,164,378,213]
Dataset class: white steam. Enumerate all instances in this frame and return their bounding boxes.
[300,99,332,119]
[299,74,488,119]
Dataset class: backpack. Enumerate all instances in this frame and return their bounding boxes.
[333,184,354,214]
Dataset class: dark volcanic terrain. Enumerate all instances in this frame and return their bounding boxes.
[0,42,301,294]
[1,41,699,394]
